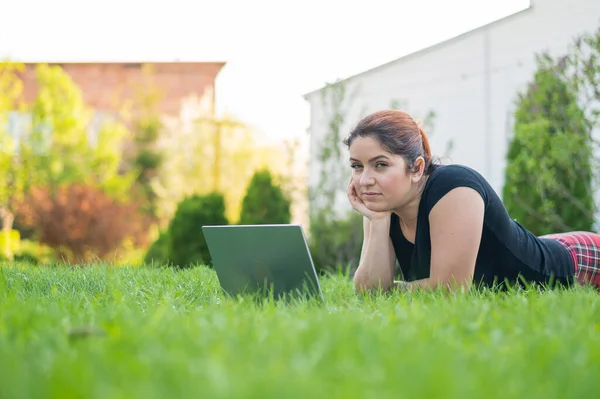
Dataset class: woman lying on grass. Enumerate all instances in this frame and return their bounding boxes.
[346,109,600,293]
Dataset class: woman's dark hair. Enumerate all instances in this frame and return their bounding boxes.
[343,109,438,175]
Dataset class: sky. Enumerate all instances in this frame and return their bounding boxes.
[0,0,531,145]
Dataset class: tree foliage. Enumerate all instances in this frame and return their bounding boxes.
[0,60,26,258]
[15,184,145,263]
[503,30,600,235]
[27,64,136,196]
[126,64,165,222]
[0,61,139,259]
[238,169,291,225]
[166,192,229,268]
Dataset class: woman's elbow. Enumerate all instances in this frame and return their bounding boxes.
[353,272,392,293]
[353,275,370,293]
[431,273,473,293]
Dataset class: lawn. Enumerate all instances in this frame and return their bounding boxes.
[1,263,599,398]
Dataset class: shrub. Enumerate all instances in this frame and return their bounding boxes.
[0,229,20,260]
[502,53,596,236]
[143,230,170,267]
[239,169,291,225]
[166,192,228,268]
[308,210,363,274]
[15,183,145,263]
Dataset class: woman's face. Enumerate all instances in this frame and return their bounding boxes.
[348,136,422,212]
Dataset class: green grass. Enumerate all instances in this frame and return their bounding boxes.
[1,263,599,399]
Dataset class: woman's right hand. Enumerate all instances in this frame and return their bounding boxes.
[346,178,391,222]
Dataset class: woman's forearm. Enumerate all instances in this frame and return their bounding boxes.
[353,217,396,292]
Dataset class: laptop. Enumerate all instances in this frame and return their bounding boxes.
[201,224,323,300]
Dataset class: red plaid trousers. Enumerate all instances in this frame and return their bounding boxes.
[540,231,600,289]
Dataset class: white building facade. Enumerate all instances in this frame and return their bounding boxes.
[304,0,600,223]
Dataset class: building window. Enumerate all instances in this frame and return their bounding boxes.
[3,111,32,153]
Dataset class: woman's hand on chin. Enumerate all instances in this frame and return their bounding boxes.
[347,179,391,221]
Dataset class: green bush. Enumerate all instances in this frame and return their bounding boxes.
[13,251,39,265]
[166,192,229,268]
[502,53,596,236]
[238,169,291,225]
[143,230,170,267]
[0,238,53,265]
[308,210,363,274]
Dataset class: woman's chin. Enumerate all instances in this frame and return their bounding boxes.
[365,203,389,212]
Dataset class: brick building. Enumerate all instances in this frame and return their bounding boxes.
[21,62,225,122]
[18,61,225,117]
[5,60,226,152]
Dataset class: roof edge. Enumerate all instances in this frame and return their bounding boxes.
[17,61,227,66]
[14,60,228,77]
[302,5,533,100]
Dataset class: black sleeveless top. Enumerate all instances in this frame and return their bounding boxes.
[389,164,575,289]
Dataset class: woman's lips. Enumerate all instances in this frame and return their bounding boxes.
[362,192,382,199]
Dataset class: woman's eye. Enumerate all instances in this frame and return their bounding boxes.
[351,164,362,169]
[376,162,387,168]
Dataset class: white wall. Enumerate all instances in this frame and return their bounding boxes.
[305,0,600,220]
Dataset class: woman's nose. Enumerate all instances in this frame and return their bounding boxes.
[359,170,374,186]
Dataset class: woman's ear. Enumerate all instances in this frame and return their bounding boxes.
[411,156,426,182]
